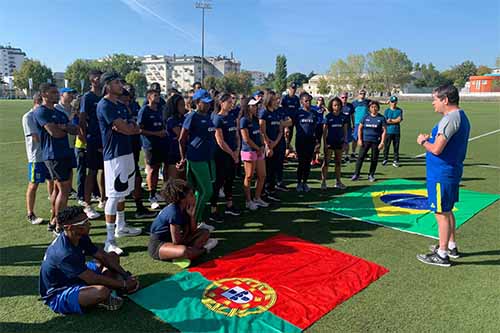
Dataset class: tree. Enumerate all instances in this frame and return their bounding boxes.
[99,53,142,78]
[329,54,366,93]
[287,72,308,86]
[65,59,100,92]
[477,65,492,76]
[367,48,413,94]
[413,62,421,71]
[496,56,500,67]
[217,72,253,95]
[13,59,53,91]
[125,70,148,97]
[203,76,219,90]
[307,71,316,81]
[317,76,331,95]
[274,55,287,93]
[414,63,451,88]
[442,60,477,88]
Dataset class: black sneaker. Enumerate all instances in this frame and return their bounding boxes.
[382,160,388,166]
[350,153,356,159]
[225,206,241,216]
[416,252,451,267]
[135,206,157,219]
[209,212,224,224]
[264,191,281,202]
[27,214,44,225]
[429,244,460,259]
[276,183,289,192]
[47,222,56,232]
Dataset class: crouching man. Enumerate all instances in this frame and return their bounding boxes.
[39,206,140,314]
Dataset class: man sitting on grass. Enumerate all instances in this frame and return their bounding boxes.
[39,206,140,314]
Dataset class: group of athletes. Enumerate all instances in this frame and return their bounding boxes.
[23,69,469,314]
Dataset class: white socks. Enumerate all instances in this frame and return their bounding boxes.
[448,241,457,250]
[116,211,125,230]
[106,223,116,242]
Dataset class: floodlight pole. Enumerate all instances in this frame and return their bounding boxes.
[195,1,212,85]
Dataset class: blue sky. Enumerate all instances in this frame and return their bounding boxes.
[1,0,498,74]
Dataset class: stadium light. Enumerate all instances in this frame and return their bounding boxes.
[195,1,212,84]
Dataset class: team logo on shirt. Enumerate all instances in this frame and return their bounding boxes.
[201,277,276,317]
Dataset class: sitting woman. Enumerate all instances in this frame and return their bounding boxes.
[148,179,218,263]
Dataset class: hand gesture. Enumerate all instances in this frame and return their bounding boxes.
[125,276,140,294]
[378,142,384,150]
[176,159,186,170]
[186,202,196,217]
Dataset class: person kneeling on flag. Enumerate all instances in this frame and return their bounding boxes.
[148,178,218,263]
[39,206,140,314]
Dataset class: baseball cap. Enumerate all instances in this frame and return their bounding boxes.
[192,89,213,103]
[248,98,260,106]
[390,96,398,103]
[252,90,264,97]
[100,72,121,86]
[59,87,76,94]
[289,82,297,89]
[358,89,367,94]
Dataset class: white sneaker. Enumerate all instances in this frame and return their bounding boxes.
[84,206,100,219]
[218,188,225,199]
[104,240,123,256]
[246,200,259,211]
[198,222,215,232]
[115,225,142,238]
[253,198,269,208]
[334,182,347,190]
[149,197,160,209]
[97,199,106,210]
[77,199,86,206]
[203,238,218,252]
[321,180,327,190]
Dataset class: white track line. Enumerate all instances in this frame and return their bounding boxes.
[0,141,24,145]
[477,165,500,170]
[414,128,500,158]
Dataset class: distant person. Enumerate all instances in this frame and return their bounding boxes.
[193,81,202,91]
[148,179,217,262]
[382,96,403,167]
[97,72,142,255]
[292,92,318,192]
[138,89,169,210]
[178,89,217,232]
[351,89,371,158]
[321,97,348,190]
[239,98,269,210]
[79,70,104,219]
[339,92,355,163]
[39,206,140,314]
[281,82,300,158]
[34,83,80,233]
[312,96,327,166]
[165,94,187,180]
[22,93,54,225]
[209,93,241,223]
[416,84,470,267]
[351,101,386,182]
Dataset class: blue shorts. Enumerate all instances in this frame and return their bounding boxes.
[47,261,102,315]
[27,162,50,183]
[352,124,360,141]
[427,181,459,213]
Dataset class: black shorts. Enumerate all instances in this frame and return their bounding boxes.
[148,235,169,260]
[167,153,181,166]
[315,126,324,143]
[327,142,344,150]
[144,148,166,166]
[133,146,141,174]
[45,158,73,182]
[86,144,104,170]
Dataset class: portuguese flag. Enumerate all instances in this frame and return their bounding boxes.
[313,179,500,239]
[129,234,388,332]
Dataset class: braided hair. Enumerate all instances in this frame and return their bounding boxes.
[57,206,85,225]
[161,178,193,204]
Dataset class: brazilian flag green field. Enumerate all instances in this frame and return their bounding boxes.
[313,179,500,239]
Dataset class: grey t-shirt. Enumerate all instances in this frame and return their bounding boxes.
[437,109,462,140]
[22,109,43,162]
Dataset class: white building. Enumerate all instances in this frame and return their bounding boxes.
[246,70,266,86]
[0,45,26,78]
[140,54,241,93]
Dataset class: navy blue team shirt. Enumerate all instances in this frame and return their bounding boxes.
[239,116,262,152]
[292,108,317,139]
[150,203,187,242]
[97,98,133,161]
[324,112,347,145]
[80,91,102,147]
[360,113,386,142]
[281,94,300,118]
[34,105,73,160]
[137,105,167,150]
[182,111,216,161]
[39,234,98,301]
[212,113,239,151]
[258,108,281,141]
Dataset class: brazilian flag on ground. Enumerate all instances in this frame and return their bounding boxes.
[129,234,388,332]
[313,178,500,239]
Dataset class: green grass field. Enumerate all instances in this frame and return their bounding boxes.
[1,100,499,332]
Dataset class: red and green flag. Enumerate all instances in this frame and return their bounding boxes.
[129,234,388,332]
[313,179,500,239]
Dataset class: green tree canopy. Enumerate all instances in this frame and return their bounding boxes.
[329,54,366,93]
[442,60,477,88]
[65,59,100,92]
[367,48,413,93]
[477,65,492,76]
[317,77,331,95]
[13,59,53,91]
[125,70,148,97]
[287,72,308,86]
[216,72,253,95]
[99,54,142,78]
[274,55,287,93]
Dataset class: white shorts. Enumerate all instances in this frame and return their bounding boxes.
[104,153,135,198]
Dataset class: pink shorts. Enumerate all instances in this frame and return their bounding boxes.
[241,150,265,162]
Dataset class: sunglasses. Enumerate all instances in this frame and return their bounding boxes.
[340,96,347,99]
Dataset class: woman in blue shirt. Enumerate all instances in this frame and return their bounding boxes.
[239,98,269,211]
[165,94,186,179]
[352,101,387,182]
[209,93,241,222]
[148,179,217,262]
[321,97,348,190]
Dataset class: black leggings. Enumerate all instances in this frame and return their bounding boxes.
[354,141,380,176]
[266,148,281,192]
[383,134,400,162]
[296,136,315,183]
[210,149,235,206]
